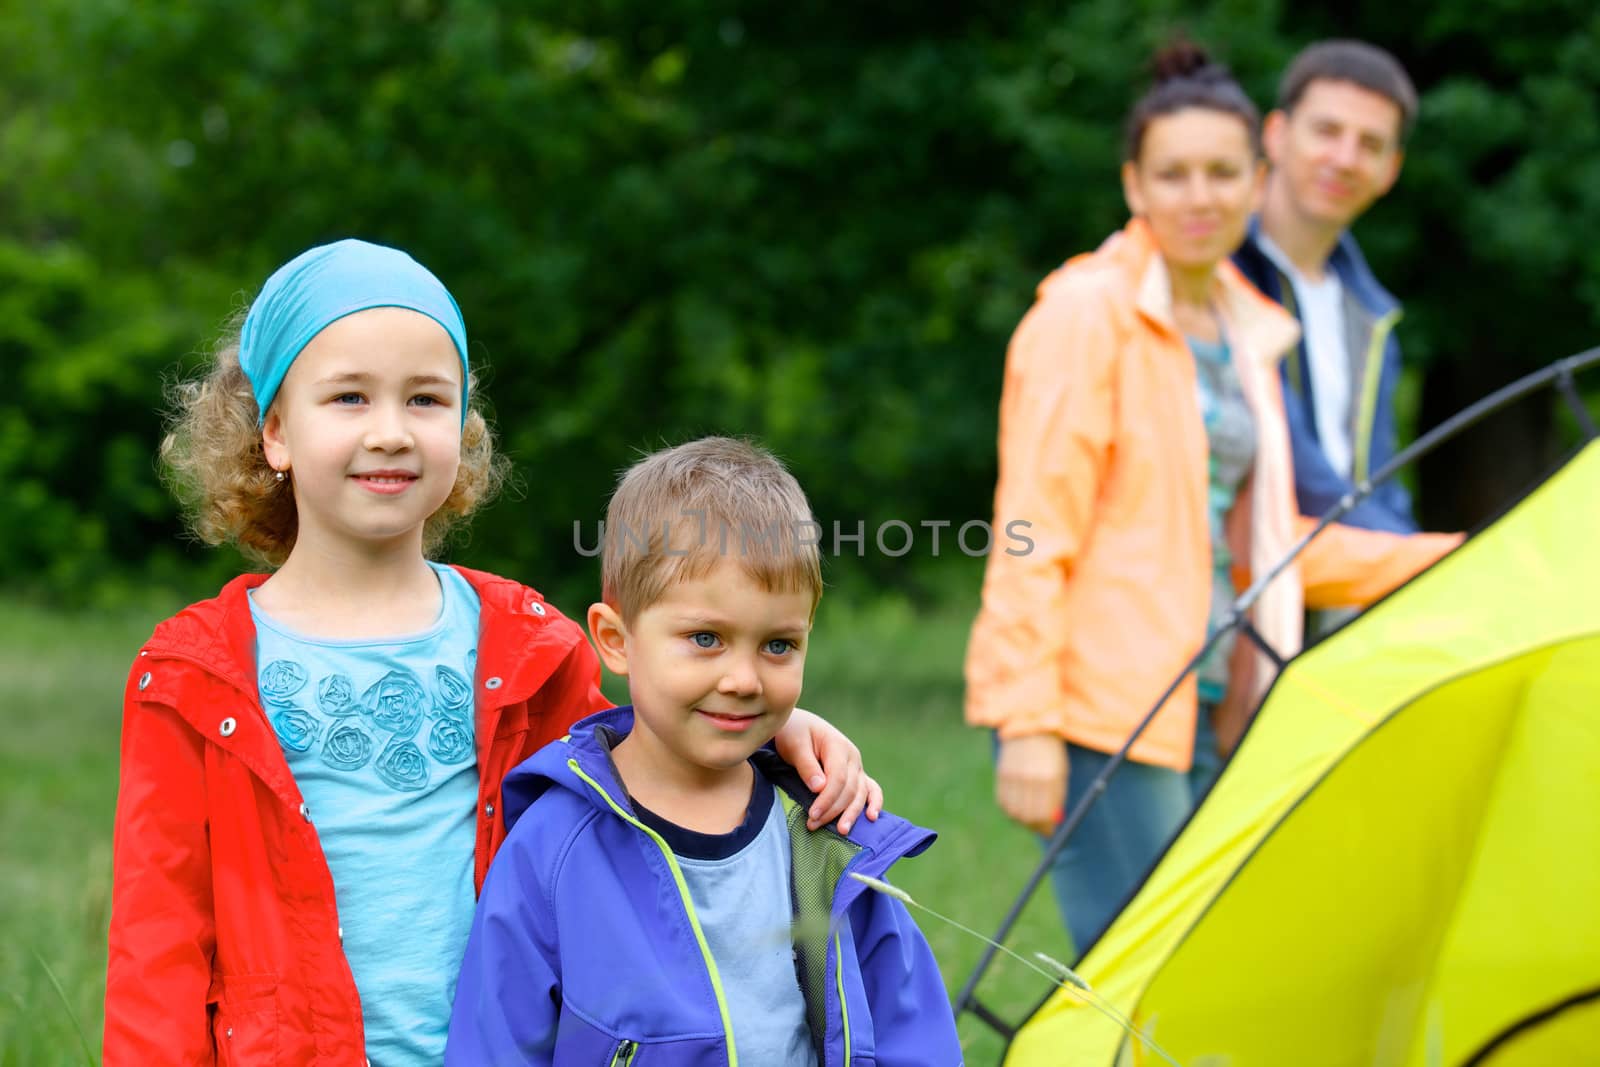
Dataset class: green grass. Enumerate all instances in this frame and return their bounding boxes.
[0,601,146,1067]
[0,583,1070,1066]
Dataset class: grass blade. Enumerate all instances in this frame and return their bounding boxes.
[31,947,97,1067]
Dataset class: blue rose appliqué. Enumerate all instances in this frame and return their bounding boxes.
[316,674,360,717]
[426,714,473,765]
[364,669,426,737]
[259,660,308,706]
[433,665,472,714]
[375,739,430,792]
[319,723,374,771]
[271,708,320,753]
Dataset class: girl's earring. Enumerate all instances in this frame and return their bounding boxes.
[274,469,287,483]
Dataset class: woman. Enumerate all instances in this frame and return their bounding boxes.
[964,44,1458,953]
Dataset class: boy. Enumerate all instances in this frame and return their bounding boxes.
[446,437,962,1066]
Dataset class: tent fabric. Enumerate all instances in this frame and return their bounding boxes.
[1004,440,1600,1067]
[1464,991,1600,1066]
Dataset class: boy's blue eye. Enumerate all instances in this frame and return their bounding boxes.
[689,632,718,649]
[763,638,795,656]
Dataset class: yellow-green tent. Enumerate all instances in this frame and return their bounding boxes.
[1002,439,1600,1067]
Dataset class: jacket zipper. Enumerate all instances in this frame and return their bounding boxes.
[833,930,851,1067]
[1277,265,1401,490]
[569,760,739,1067]
[1352,307,1402,486]
[609,1038,640,1066]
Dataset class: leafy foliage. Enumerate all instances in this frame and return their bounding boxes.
[2,0,1595,603]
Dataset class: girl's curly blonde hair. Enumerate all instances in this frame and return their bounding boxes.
[162,312,508,567]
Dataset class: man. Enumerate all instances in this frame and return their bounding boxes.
[1235,40,1418,533]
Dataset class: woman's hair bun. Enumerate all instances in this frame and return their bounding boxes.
[1124,37,1258,161]
[1151,40,1219,84]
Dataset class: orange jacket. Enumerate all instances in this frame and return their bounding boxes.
[103,567,609,1065]
[965,219,1458,770]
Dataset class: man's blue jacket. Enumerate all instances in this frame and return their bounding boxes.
[1234,219,1419,533]
[445,706,963,1066]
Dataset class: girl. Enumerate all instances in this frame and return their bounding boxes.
[964,45,1459,953]
[105,239,880,1065]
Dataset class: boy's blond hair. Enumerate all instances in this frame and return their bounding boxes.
[161,312,508,567]
[601,437,823,621]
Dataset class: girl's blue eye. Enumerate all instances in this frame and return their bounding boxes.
[764,638,795,656]
[689,632,718,649]
[333,393,364,405]
[411,394,441,407]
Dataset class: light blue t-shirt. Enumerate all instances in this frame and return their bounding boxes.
[635,773,817,1067]
[251,562,480,1067]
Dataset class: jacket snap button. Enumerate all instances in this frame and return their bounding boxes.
[299,802,311,822]
[226,1026,233,1038]
[219,717,237,738]
[338,925,345,945]
[530,601,546,616]
[484,677,502,690]
[138,672,152,690]
[484,802,495,818]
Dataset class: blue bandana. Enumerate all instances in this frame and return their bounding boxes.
[239,239,470,425]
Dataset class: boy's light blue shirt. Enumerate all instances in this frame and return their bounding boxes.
[657,777,818,1067]
[250,561,480,1066]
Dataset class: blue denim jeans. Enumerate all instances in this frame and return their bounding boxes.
[1043,708,1221,956]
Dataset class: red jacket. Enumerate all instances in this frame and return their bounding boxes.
[103,567,609,1066]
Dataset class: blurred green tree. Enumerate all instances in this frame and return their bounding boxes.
[1,0,1594,605]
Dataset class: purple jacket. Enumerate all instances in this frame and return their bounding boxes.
[445,706,963,1066]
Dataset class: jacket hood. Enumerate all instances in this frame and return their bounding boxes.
[501,705,937,871]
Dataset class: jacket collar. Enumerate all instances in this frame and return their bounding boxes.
[142,567,578,691]
[508,704,936,869]
[1119,216,1301,366]
[136,566,583,798]
[141,572,270,701]
[1243,214,1399,314]
[458,565,584,708]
